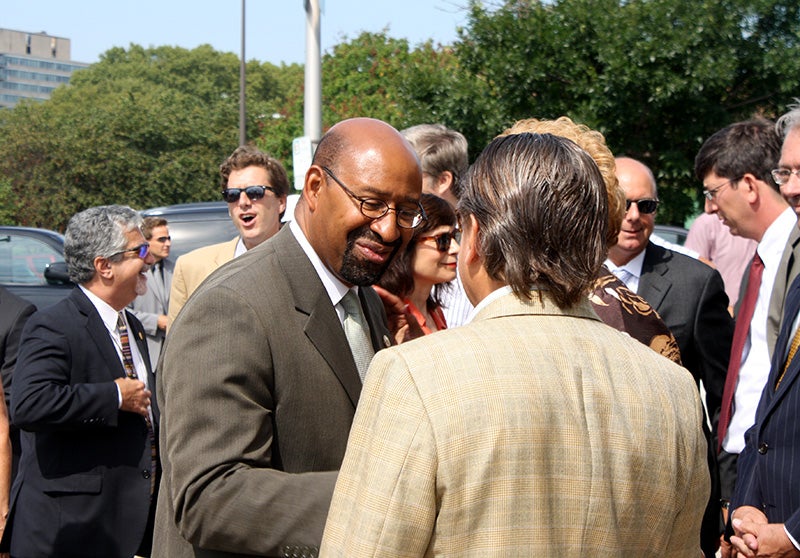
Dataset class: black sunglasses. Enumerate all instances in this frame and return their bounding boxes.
[625,198,659,214]
[418,231,459,252]
[221,185,278,203]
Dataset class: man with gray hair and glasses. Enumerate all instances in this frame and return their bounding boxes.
[2,205,159,557]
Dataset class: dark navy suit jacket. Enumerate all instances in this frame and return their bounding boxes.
[733,271,800,539]
[3,287,158,558]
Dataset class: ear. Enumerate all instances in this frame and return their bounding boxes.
[277,195,288,215]
[461,214,482,264]
[430,171,454,197]
[94,256,114,280]
[303,165,325,212]
[740,173,759,203]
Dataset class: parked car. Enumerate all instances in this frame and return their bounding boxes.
[140,202,238,260]
[653,224,689,246]
[0,226,73,309]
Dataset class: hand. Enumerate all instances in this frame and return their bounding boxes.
[157,314,168,331]
[730,507,800,557]
[372,286,424,343]
[115,377,151,417]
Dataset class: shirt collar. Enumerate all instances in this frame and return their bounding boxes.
[288,220,355,307]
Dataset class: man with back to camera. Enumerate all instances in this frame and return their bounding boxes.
[167,145,289,327]
[153,117,424,557]
[605,156,733,556]
[320,132,709,557]
[3,205,158,558]
[129,216,174,371]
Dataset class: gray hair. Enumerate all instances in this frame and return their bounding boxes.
[64,205,143,284]
[401,124,469,199]
[776,98,800,140]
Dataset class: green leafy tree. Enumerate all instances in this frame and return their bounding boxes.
[450,0,800,224]
[0,45,295,230]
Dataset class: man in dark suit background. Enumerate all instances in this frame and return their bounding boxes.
[4,205,158,558]
[605,156,734,557]
[154,117,425,557]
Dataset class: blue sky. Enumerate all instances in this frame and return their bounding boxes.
[5,0,470,65]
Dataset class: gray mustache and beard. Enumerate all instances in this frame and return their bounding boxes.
[339,224,402,287]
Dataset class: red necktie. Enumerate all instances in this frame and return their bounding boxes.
[717,254,763,452]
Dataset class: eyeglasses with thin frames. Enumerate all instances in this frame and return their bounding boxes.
[771,168,800,186]
[703,177,742,201]
[418,231,459,252]
[109,243,150,260]
[321,166,426,229]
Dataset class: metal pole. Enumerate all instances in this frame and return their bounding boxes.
[304,0,321,143]
[239,0,246,146]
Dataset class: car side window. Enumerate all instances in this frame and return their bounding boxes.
[0,233,65,285]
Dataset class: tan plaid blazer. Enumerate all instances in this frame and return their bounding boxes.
[321,291,709,557]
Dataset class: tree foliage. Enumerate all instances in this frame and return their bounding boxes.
[2,1,800,229]
[0,45,297,230]
[449,0,800,223]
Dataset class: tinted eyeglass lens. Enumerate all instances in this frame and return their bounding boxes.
[222,186,269,203]
[625,199,658,214]
[137,243,150,258]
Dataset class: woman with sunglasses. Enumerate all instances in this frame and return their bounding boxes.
[378,193,459,340]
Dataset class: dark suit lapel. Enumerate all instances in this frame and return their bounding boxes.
[71,289,127,380]
[763,274,800,419]
[274,228,362,406]
[637,243,672,312]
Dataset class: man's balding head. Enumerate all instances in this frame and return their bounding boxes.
[296,118,424,287]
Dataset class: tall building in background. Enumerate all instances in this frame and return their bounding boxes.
[0,28,89,109]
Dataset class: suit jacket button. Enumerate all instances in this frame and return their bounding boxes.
[758,442,769,454]
[142,469,151,479]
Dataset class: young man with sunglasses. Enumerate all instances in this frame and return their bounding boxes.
[167,146,289,328]
[2,205,159,557]
[606,156,734,558]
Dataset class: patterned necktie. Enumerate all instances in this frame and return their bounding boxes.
[717,253,764,450]
[117,312,157,494]
[339,290,375,382]
[776,325,800,391]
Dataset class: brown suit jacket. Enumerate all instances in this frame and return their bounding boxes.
[321,292,709,557]
[166,237,239,329]
[154,226,391,557]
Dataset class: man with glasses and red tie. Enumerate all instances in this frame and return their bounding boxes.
[167,146,289,328]
[1,205,159,558]
[725,100,800,558]
[606,156,734,557]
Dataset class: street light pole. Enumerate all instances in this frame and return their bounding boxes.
[304,0,321,143]
[239,0,246,146]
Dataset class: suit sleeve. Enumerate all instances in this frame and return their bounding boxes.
[0,300,35,413]
[693,268,733,429]
[166,257,188,331]
[320,348,436,556]
[159,285,338,556]
[11,314,120,431]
